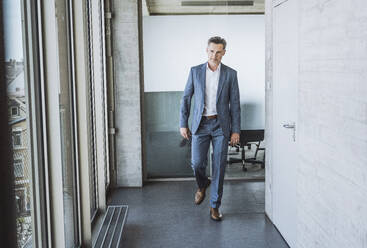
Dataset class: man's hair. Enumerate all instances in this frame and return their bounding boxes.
[207,36,227,50]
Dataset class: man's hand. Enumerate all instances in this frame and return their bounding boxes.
[180,127,192,140]
[230,133,240,146]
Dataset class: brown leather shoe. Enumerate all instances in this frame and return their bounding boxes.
[194,180,211,205]
[210,207,223,221]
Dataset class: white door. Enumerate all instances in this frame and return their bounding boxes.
[272,0,298,247]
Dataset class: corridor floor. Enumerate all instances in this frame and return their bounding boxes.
[109,180,289,248]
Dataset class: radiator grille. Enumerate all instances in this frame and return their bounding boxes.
[93,205,128,248]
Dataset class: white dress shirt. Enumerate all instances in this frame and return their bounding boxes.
[203,62,221,116]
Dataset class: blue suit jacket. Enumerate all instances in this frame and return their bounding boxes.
[180,62,241,138]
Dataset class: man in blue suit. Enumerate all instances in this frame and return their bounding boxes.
[180,36,241,221]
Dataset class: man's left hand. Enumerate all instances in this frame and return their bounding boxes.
[230,133,240,146]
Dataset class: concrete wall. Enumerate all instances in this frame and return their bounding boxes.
[113,0,143,187]
[143,15,265,129]
[267,0,367,247]
[297,1,367,247]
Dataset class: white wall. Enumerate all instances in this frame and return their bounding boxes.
[296,1,367,247]
[143,15,265,129]
[266,0,367,247]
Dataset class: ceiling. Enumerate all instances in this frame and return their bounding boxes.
[143,0,265,15]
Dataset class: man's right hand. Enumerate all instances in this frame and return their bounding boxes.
[180,127,192,140]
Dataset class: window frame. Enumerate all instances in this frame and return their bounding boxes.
[12,129,22,148]
[18,0,110,247]
[14,158,24,178]
[11,106,19,116]
[87,0,110,221]
[20,0,50,247]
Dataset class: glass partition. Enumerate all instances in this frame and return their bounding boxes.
[144,91,208,178]
[142,14,265,179]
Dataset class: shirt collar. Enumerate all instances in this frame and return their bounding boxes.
[206,62,221,72]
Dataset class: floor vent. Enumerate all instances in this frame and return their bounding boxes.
[93,205,128,248]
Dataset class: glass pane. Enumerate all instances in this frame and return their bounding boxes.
[59,3,80,244]
[60,104,79,247]
[4,0,33,246]
[143,92,202,178]
[143,14,265,179]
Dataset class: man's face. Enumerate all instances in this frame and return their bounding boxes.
[206,42,226,65]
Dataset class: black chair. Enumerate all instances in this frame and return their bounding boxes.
[228,129,265,171]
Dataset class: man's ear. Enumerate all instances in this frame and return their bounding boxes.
[223,49,226,55]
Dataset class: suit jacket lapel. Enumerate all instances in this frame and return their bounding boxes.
[216,63,226,104]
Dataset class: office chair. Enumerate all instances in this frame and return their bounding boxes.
[228,129,265,171]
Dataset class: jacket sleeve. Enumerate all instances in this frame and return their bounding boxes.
[180,67,194,128]
[229,71,241,134]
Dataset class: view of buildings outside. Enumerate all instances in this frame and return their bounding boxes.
[4,0,33,247]
[7,60,32,248]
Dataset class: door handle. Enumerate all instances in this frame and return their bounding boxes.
[283,123,295,129]
[282,122,296,141]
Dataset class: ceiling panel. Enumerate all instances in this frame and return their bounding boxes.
[145,0,265,15]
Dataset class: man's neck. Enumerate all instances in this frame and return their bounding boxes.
[208,61,220,72]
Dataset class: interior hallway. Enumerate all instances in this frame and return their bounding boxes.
[110,181,289,248]
[2,0,367,247]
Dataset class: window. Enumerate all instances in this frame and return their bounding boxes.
[12,130,22,147]
[11,106,19,116]
[14,159,24,178]
[14,189,26,214]
[3,0,110,246]
[5,0,34,246]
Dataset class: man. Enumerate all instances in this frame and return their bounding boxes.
[180,36,241,221]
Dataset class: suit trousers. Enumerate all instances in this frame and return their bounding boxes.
[191,117,228,208]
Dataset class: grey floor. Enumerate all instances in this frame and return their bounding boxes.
[108,180,289,248]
